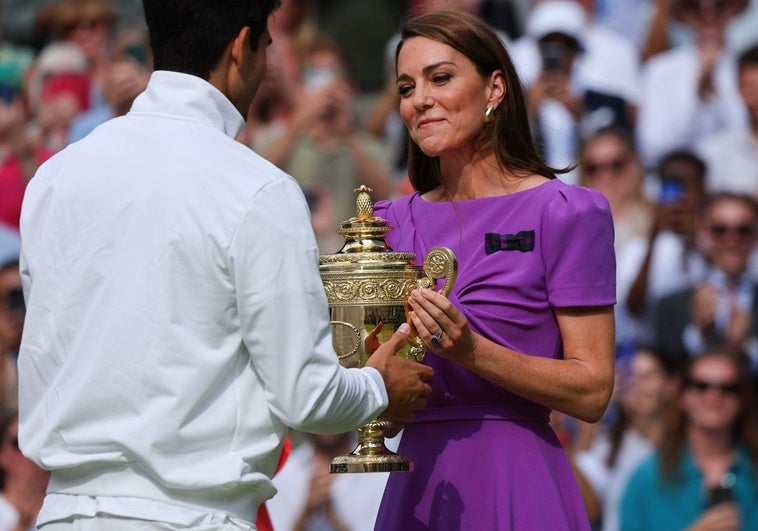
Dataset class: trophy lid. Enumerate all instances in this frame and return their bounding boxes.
[319,185,417,268]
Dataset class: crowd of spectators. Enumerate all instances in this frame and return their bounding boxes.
[1,0,758,529]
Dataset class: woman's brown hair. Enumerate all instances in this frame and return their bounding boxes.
[395,10,567,193]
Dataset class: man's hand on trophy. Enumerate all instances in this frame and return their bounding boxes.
[365,322,434,425]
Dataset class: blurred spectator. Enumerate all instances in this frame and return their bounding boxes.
[316,0,406,107]
[579,125,653,256]
[0,260,22,417]
[619,349,758,531]
[728,0,758,53]
[510,0,640,183]
[651,192,758,372]
[618,149,708,349]
[0,4,36,106]
[0,90,52,228]
[573,348,677,531]
[636,0,748,168]
[243,34,393,253]
[45,0,122,145]
[0,230,18,271]
[641,0,680,61]
[0,412,49,531]
[696,43,758,196]
[480,0,525,39]
[261,0,317,128]
[266,432,389,531]
[578,125,654,354]
[1,0,142,49]
[591,0,656,52]
[68,21,151,141]
[50,0,118,68]
[642,0,757,60]
[24,41,90,152]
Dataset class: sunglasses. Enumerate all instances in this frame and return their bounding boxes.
[582,156,629,176]
[686,379,739,395]
[709,224,755,237]
[64,17,109,34]
[681,0,732,12]
[3,286,25,313]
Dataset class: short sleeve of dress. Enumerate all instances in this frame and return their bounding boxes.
[373,199,391,221]
[372,195,419,253]
[542,185,616,307]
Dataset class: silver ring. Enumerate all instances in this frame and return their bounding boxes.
[430,329,444,345]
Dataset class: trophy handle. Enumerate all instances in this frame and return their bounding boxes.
[330,320,362,360]
[418,246,458,295]
[408,246,458,362]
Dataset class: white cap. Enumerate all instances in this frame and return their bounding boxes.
[525,0,586,46]
[27,42,89,111]
[35,42,89,78]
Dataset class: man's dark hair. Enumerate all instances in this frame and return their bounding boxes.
[656,149,706,183]
[141,0,281,79]
[738,43,758,74]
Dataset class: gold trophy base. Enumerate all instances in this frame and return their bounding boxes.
[329,420,411,473]
[329,449,411,473]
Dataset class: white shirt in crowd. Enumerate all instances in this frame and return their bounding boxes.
[574,429,654,531]
[636,45,746,167]
[696,126,758,196]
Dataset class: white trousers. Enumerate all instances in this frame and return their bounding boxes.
[39,516,254,531]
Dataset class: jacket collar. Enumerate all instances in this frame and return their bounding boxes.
[129,70,245,139]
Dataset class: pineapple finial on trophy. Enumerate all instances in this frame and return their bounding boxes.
[354,185,374,221]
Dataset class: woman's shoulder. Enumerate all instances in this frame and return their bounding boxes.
[540,179,612,219]
[373,192,421,220]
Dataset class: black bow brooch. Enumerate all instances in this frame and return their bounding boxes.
[484,230,535,254]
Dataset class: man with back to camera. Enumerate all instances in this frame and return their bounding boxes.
[15,1,434,530]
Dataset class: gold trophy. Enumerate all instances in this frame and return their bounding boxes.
[319,185,457,473]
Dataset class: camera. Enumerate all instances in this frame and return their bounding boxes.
[539,41,567,73]
[659,175,685,204]
[708,485,734,507]
[707,473,736,507]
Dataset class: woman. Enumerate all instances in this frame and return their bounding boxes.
[578,125,653,258]
[578,125,654,356]
[372,10,616,530]
[573,348,676,531]
[620,350,758,530]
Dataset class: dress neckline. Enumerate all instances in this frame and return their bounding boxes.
[414,177,559,205]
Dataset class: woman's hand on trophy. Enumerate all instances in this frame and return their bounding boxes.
[365,322,434,425]
[408,288,476,360]
[363,322,383,355]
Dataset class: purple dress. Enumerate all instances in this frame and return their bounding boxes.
[372,179,616,531]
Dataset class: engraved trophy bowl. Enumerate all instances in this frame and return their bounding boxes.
[319,185,457,473]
